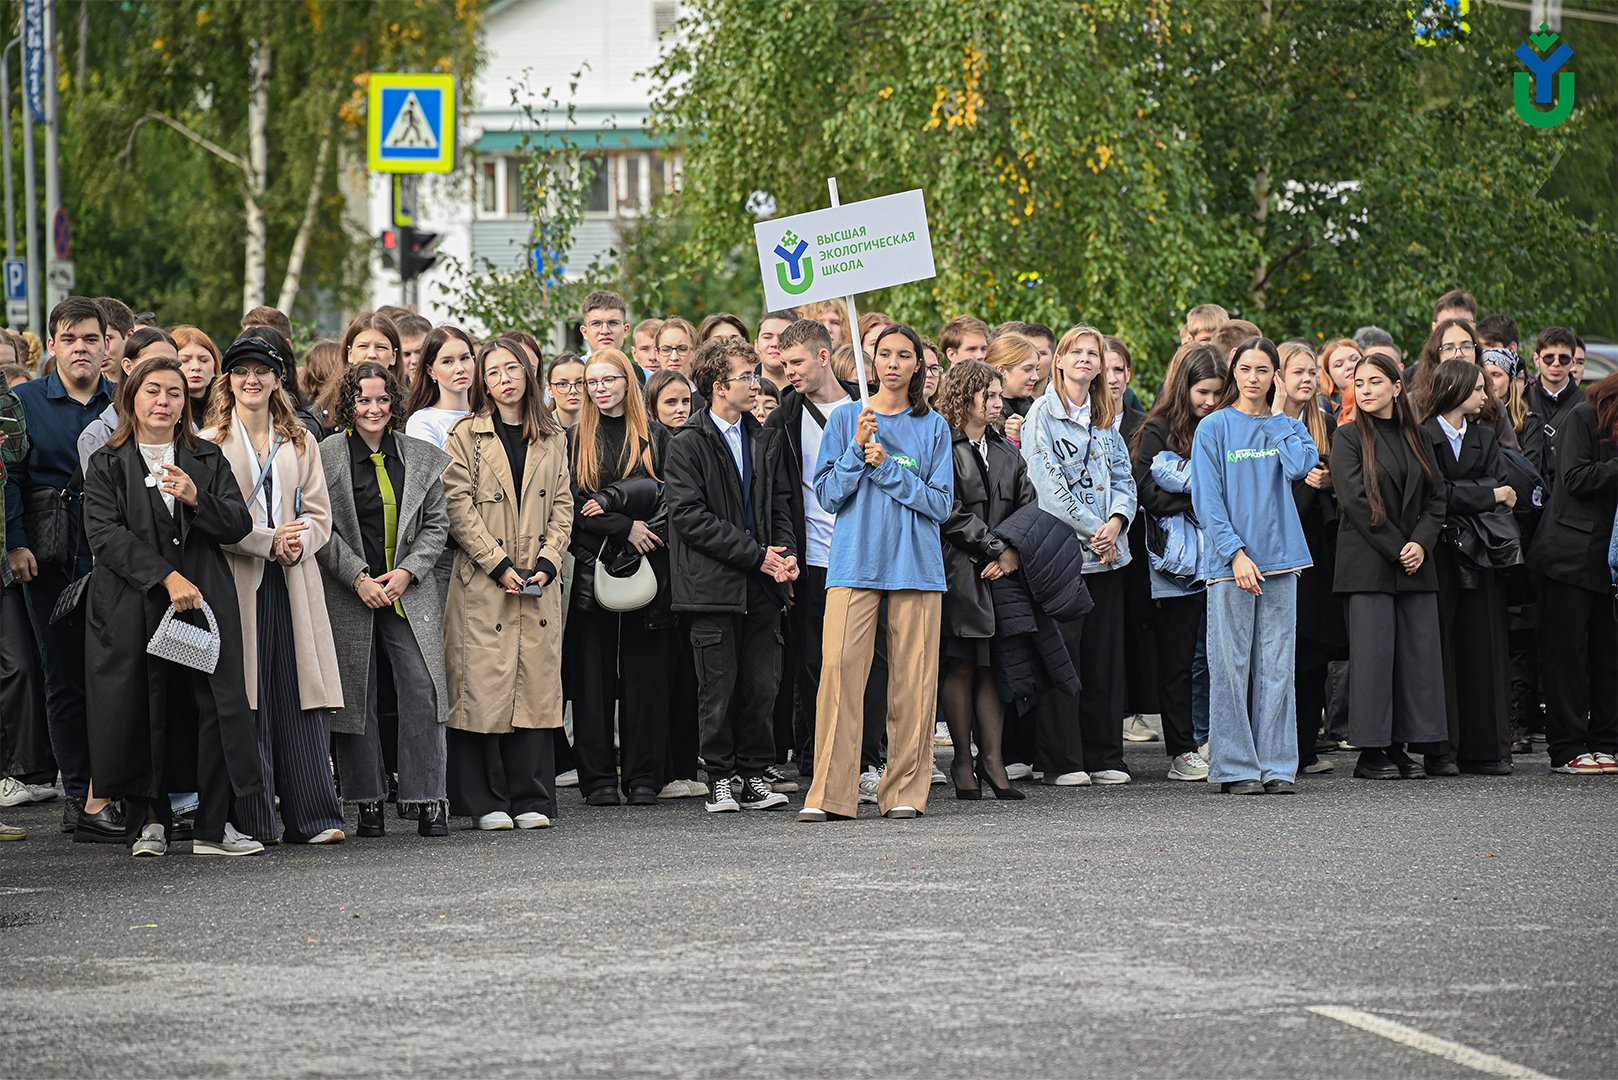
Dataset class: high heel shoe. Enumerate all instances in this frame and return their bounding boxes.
[975,765,1027,801]
[954,780,982,801]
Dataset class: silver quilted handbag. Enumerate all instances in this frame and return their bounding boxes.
[146,601,222,675]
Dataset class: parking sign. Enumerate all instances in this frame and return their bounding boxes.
[4,259,25,303]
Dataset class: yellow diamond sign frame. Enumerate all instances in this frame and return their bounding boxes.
[367,73,457,174]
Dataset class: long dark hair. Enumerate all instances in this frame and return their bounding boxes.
[332,361,404,434]
[469,336,560,444]
[871,323,930,416]
[1217,336,1280,409]
[107,357,198,452]
[1420,358,1486,424]
[403,325,475,419]
[1140,343,1225,458]
[1352,351,1435,528]
[1411,317,1478,417]
[1587,372,1618,446]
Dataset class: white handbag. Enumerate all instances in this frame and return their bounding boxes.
[593,540,657,613]
[146,601,222,675]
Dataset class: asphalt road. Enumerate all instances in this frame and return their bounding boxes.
[1,737,1612,1079]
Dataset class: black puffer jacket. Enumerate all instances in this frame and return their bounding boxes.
[940,427,1037,638]
[664,411,796,614]
[991,503,1095,623]
[986,503,1094,716]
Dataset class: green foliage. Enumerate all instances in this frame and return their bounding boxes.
[648,0,1617,388]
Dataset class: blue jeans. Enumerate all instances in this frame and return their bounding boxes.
[1191,607,1210,746]
[1206,575,1299,784]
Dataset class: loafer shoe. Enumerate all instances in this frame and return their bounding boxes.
[1263,779,1297,795]
[1221,780,1265,795]
[1354,750,1401,780]
[625,786,658,806]
[74,802,127,844]
[131,823,167,857]
[585,787,621,806]
[1424,754,1460,777]
[1458,759,1513,776]
[61,796,84,833]
[477,811,515,830]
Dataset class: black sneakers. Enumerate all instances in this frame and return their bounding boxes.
[737,775,788,811]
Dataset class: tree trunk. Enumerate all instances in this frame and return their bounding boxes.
[1248,0,1275,311]
[242,22,272,313]
[76,1,87,85]
[275,129,332,317]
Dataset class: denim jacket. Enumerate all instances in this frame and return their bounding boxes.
[1020,382,1136,574]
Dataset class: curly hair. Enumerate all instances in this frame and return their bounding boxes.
[934,359,1002,431]
[332,361,404,433]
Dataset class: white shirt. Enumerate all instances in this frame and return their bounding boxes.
[1437,414,1466,460]
[404,407,469,450]
[801,394,851,568]
[139,442,176,513]
[971,433,990,466]
[1066,397,1093,427]
[709,409,744,477]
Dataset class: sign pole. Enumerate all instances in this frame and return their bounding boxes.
[20,26,38,332]
[826,177,870,409]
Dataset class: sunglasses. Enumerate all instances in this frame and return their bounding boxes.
[1539,353,1574,367]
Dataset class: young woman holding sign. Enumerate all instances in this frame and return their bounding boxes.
[800,324,953,821]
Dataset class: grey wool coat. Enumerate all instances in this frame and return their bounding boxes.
[315,430,452,736]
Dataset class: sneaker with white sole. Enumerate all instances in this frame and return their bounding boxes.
[706,776,740,812]
[1091,770,1131,785]
[193,823,265,856]
[1122,715,1160,743]
[656,781,687,799]
[1005,763,1033,781]
[858,766,884,804]
[131,823,166,857]
[0,821,23,841]
[514,812,551,829]
[934,721,952,747]
[931,764,947,786]
[884,805,920,818]
[477,812,515,830]
[681,779,709,798]
[738,776,788,810]
[797,806,828,823]
[555,769,580,788]
[1167,752,1210,781]
[763,764,800,794]
[1050,771,1090,786]
[1303,759,1336,774]
[1594,752,1618,774]
[0,776,56,807]
[1553,753,1605,775]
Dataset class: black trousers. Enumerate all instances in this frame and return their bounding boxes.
[446,726,555,819]
[1149,592,1202,757]
[566,604,670,795]
[20,562,90,797]
[790,565,888,775]
[691,578,783,780]
[0,582,54,783]
[1119,547,1160,716]
[1345,591,1447,749]
[1437,556,1513,764]
[663,620,701,784]
[1536,577,1618,765]
[125,660,232,845]
[1295,639,1331,769]
[1035,570,1127,776]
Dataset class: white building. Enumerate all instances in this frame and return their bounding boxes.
[364,0,679,340]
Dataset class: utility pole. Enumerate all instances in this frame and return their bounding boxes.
[42,0,61,310]
[2,38,17,262]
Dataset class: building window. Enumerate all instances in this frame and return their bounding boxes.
[480,161,498,214]
[505,161,528,217]
[583,155,611,214]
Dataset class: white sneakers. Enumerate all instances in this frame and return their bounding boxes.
[1090,770,1131,785]
[554,769,580,788]
[1123,715,1161,743]
[193,824,265,856]
[1167,752,1210,782]
[0,776,57,807]
[884,806,919,819]
[1005,763,1034,781]
[514,812,550,829]
[131,823,166,857]
[857,766,883,804]
[1050,771,1091,786]
[477,812,515,830]
[934,722,952,746]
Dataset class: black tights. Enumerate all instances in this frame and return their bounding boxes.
[940,658,1008,789]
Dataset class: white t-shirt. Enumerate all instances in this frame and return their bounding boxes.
[405,407,470,450]
[139,442,176,513]
[800,393,852,569]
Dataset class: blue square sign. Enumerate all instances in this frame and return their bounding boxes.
[368,73,456,174]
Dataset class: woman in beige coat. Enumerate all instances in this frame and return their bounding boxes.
[442,337,572,831]
[204,335,347,845]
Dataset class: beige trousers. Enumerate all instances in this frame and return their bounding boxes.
[805,588,942,818]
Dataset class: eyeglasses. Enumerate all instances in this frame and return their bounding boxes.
[657,344,692,358]
[228,365,274,379]
[585,375,626,390]
[1539,352,1574,367]
[585,319,625,333]
[720,373,761,386]
[550,379,585,393]
[1437,342,1477,359]
[925,364,945,377]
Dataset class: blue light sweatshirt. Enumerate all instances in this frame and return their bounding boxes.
[1190,406,1319,582]
[1019,382,1137,574]
[814,401,953,592]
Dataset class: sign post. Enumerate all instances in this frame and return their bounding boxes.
[825,178,871,407]
[754,184,936,408]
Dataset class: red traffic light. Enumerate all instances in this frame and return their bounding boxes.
[381,228,398,250]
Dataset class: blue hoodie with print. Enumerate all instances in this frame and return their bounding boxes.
[1189,406,1318,582]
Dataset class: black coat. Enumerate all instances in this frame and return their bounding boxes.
[567,422,669,615]
[1524,379,1586,484]
[1292,461,1347,653]
[985,503,1091,715]
[664,410,796,614]
[81,438,261,801]
[1131,414,1193,518]
[1330,418,1446,594]
[1530,401,1618,591]
[940,427,1038,638]
[763,380,862,558]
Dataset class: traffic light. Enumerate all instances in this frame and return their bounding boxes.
[399,225,440,283]
[379,228,399,271]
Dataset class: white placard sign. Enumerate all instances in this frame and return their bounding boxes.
[753,189,935,312]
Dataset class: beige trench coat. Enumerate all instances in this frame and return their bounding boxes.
[442,415,572,733]
[214,420,345,711]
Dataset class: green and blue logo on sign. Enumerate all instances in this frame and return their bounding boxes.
[1515,23,1575,129]
[773,230,815,296]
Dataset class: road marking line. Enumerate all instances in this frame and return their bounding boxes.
[1308,1006,1557,1080]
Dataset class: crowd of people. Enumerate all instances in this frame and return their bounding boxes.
[0,285,1612,854]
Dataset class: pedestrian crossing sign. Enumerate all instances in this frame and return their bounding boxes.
[367,73,456,174]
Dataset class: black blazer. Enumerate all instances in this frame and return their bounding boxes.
[764,380,861,559]
[940,427,1037,639]
[1330,418,1446,594]
[1131,414,1193,518]
[1421,418,1507,517]
[1529,401,1618,590]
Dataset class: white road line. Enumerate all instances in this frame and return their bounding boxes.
[1308,1006,1558,1080]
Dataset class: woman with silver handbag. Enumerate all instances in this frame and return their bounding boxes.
[81,356,265,857]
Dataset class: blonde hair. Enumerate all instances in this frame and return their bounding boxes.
[204,363,309,454]
[1183,304,1229,339]
[1279,341,1331,454]
[984,331,1038,375]
[1053,324,1115,429]
[573,348,657,490]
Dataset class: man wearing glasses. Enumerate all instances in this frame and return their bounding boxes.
[1526,325,1584,487]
